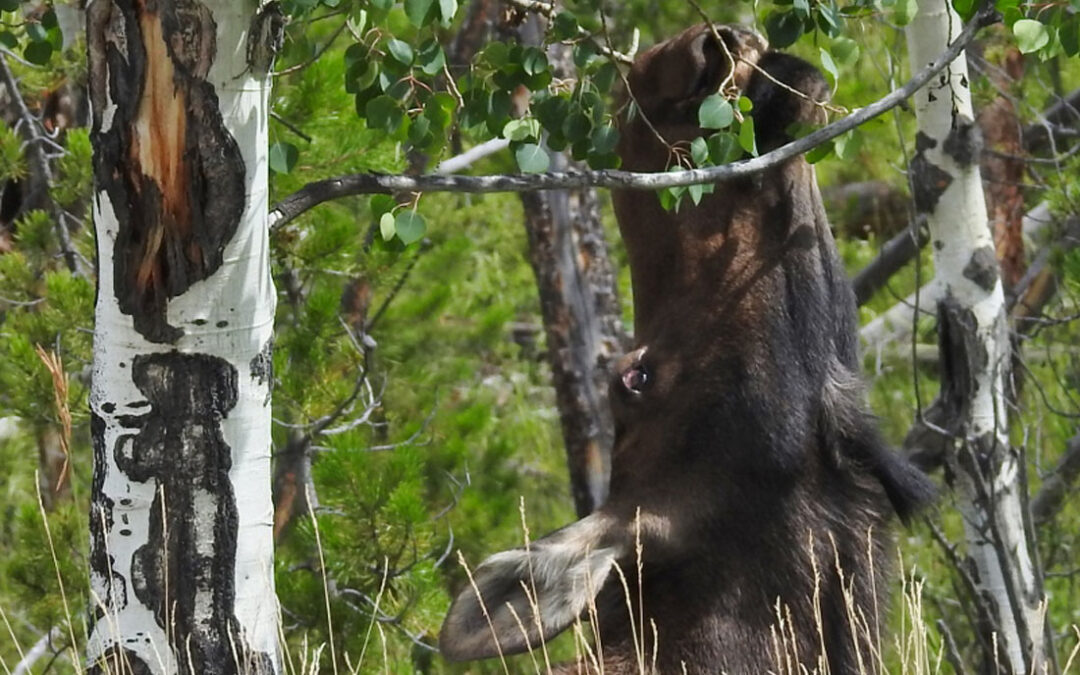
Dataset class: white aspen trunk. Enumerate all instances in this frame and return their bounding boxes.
[906,3,1046,673]
[86,1,279,673]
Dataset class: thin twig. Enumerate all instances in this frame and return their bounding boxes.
[269,9,992,230]
[274,19,348,77]
[0,54,89,277]
[270,111,313,142]
[505,0,635,64]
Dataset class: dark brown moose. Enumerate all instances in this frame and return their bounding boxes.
[440,24,934,674]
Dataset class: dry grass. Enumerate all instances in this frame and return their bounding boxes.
[3,498,1080,675]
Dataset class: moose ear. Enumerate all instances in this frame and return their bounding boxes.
[628,24,766,108]
[439,513,625,662]
[744,51,831,152]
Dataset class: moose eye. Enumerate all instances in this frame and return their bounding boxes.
[621,364,650,394]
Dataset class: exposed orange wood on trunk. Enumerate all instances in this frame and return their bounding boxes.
[977,40,1026,289]
[131,1,191,292]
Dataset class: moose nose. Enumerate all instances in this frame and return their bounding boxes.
[616,346,650,395]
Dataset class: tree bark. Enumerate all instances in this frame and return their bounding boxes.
[974,39,1027,292]
[906,3,1048,672]
[86,1,279,673]
[516,17,629,516]
[520,154,628,516]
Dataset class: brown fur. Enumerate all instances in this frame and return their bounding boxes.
[440,25,934,674]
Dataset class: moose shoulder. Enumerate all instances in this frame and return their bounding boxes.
[440,24,935,674]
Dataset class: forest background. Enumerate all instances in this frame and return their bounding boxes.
[0,0,1079,672]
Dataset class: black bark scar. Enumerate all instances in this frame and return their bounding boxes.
[963,245,999,292]
[909,151,953,214]
[88,0,246,344]
[90,412,126,628]
[114,352,273,674]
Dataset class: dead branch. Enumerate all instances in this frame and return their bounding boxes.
[1031,432,1080,528]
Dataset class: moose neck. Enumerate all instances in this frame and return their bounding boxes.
[595,482,893,675]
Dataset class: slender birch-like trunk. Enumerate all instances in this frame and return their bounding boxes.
[86,1,279,673]
[906,3,1047,672]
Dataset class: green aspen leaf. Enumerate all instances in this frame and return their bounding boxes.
[562,111,592,142]
[405,0,435,27]
[805,140,834,163]
[830,37,859,66]
[379,212,396,241]
[515,143,550,173]
[418,40,446,75]
[387,38,414,65]
[439,0,458,25]
[891,0,918,26]
[793,0,810,16]
[690,136,709,166]
[834,129,862,160]
[522,47,548,75]
[395,211,426,245]
[268,142,299,174]
[698,95,734,130]
[431,91,456,115]
[424,96,454,131]
[738,96,754,113]
[26,22,47,41]
[1013,19,1050,53]
[0,31,16,48]
[764,10,804,48]
[482,41,509,68]
[0,0,19,11]
[815,2,841,36]
[592,61,619,94]
[591,125,619,155]
[546,132,568,151]
[707,132,740,164]
[573,41,598,69]
[371,0,393,8]
[23,40,52,65]
[408,113,433,145]
[487,89,511,121]
[952,0,977,21]
[366,95,404,134]
[502,118,540,141]
[840,5,873,16]
[656,186,673,210]
[819,48,838,86]
[551,12,578,41]
[534,95,569,131]
[344,43,367,69]
[688,183,705,206]
[586,152,620,169]
[738,117,757,156]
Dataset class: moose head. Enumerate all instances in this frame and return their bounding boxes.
[440,24,934,673]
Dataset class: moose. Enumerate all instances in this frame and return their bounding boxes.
[440,24,935,674]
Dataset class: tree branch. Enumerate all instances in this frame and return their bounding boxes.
[269,10,992,230]
[1031,431,1080,528]
[852,218,928,306]
[0,54,89,278]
